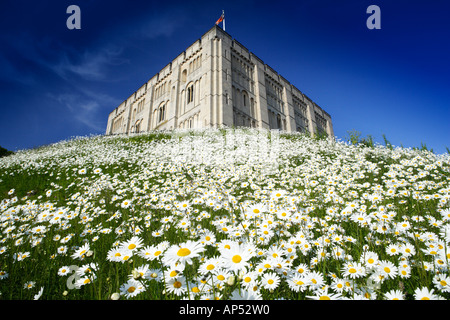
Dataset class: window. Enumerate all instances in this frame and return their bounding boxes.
[181,69,187,83]
[277,114,282,129]
[187,84,194,104]
[159,104,166,122]
[137,99,145,113]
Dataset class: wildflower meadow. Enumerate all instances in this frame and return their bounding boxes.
[0,128,449,300]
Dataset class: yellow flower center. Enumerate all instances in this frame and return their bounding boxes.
[128,244,136,250]
[232,255,242,263]
[268,279,274,285]
[173,281,182,288]
[319,296,330,300]
[349,268,357,274]
[206,264,215,270]
[177,248,191,257]
[127,286,136,293]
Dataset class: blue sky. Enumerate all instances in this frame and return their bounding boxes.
[1,0,449,154]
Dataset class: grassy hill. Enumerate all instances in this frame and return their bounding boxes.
[0,128,449,300]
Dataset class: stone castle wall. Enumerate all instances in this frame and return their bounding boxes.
[106,25,334,138]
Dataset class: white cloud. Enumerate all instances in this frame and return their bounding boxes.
[52,46,129,81]
[47,92,116,132]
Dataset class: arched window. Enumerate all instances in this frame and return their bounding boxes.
[159,103,166,122]
[187,84,194,104]
[135,121,140,133]
[181,69,187,83]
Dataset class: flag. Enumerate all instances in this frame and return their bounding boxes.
[215,12,224,25]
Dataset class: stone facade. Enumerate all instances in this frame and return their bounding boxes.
[106,25,334,138]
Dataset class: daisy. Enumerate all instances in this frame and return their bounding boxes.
[165,277,187,296]
[414,287,441,300]
[433,274,450,293]
[121,199,132,209]
[377,260,398,280]
[71,243,90,260]
[271,190,286,201]
[151,228,164,238]
[58,266,72,276]
[199,230,216,246]
[240,271,259,290]
[107,246,126,262]
[75,275,96,289]
[120,279,146,299]
[386,243,400,256]
[230,289,262,300]
[117,249,134,263]
[129,265,150,280]
[306,271,325,289]
[330,278,347,294]
[398,265,411,279]
[212,269,233,290]
[24,281,36,289]
[139,243,167,261]
[164,263,186,280]
[341,262,366,279]
[57,245,68,255]
[398,242,416,257]
[219,243,254,273]
[15,252,30,261]
[147,269,163,282]
[76,263,98,277]
[33,287,44,300]
[199,257,221,275]
[384,289,405,300]
[120,236,144,251]
[93,168,102,174]
[306,286,343,300]
[288,274,309,292]
[245,203,266,218]
[0,271,9,279]
[260,272,280,291]
[162,240,205,266]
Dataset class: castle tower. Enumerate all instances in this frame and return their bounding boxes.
[106,25,334,138]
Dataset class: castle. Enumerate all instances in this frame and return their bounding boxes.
[106,25,334,137]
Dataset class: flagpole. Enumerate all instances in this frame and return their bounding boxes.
[222,10,225,31]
